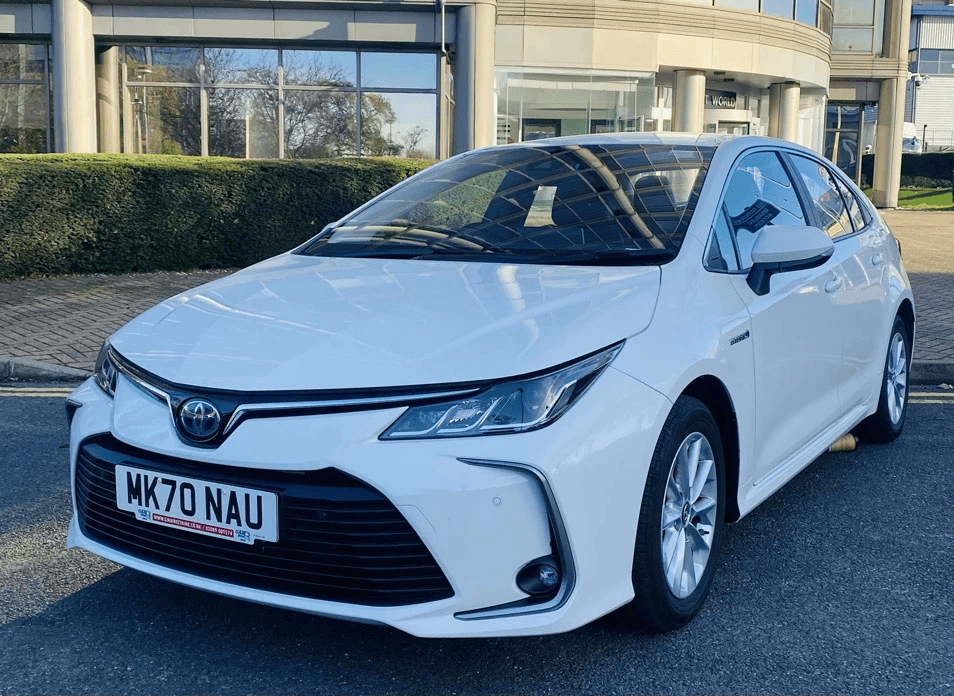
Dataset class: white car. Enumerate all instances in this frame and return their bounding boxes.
[67,134,914,637]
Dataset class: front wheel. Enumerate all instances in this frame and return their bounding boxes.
[857,316,910,444]
[621,396,726,632]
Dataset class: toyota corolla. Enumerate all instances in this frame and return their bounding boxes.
[67,134,914,637]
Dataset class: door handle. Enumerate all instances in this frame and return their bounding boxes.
[871,253,884,266]
[824,277,843,293]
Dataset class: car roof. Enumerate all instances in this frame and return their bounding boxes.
[473,133,818,159]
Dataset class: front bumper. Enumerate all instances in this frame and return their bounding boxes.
[67,367,669,637]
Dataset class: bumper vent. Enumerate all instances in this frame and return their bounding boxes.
[75,435,454,607]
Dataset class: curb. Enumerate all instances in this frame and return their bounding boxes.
[1,356,951,387]
[910,361,954,386]
[0,358,90,383]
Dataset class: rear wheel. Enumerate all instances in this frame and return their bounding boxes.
[857,316,910,444]
[622,396,726,632]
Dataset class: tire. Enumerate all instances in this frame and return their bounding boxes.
[857,316,911,444]
[621,396,726,632]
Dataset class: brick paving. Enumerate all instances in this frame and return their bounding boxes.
[0,270,232,371]
[0,209,951,379]
[881,210,954,369]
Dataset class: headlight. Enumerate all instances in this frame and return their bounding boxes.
[381,343,623,440]
[93,343,119,397]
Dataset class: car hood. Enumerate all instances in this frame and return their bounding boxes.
[109,253,661,391]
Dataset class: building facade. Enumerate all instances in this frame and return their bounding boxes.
[906,1,954,150]
[0,0,911,205]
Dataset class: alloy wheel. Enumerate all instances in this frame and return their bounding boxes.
[660,432,718,599]
[886,332,908,425]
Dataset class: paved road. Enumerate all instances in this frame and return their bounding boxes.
[1,386,952,695]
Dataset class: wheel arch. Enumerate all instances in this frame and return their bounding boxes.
[897,298,915,348]
[680,376,741,523]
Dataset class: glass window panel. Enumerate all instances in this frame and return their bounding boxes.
[0,44,48,81]
[795,0,818,25]
[587,75,648,134]
[0,83,48,153]
[360,53,436,90]
[126,46,201,84]
[819,4,833,34]
[714,0,759,11]
[825,105,860,130]
[722,151,805,269]
[832,175,868,231]
[833,0,874,24]
[283,50,356,88]
[208,88,279,158]
[495,69,655,146]
[763,0,795,19]
[361,92,437,158]
[920,49,940,62]
[831,28,874,53]
[824,128,859,180]
[203,48,277,86]
[707,210,741,272]
[284,89,357,158]
[789,154,852,239]
[129,86,201,155]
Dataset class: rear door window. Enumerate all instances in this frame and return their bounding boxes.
[788,154,853,239]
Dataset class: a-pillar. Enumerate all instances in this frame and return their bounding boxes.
[52,0,97,152]
[96,46,120,153]
[671,70,705,133]
[454,2,496,154]
[768,82,800,142]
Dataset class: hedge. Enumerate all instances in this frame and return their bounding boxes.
[861,151,954,189]
[0,154,433,280]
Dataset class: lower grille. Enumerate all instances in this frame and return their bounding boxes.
[75,435,454,606]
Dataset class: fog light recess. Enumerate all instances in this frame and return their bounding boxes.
[516,556,562,596]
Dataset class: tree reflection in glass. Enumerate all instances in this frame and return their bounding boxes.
[283,51,358,158]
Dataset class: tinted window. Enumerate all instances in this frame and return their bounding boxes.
[706,210,740,272]
[832,173,869,232]
[721,151,806,269]
[789,154,852,239]
[299,144,714,265]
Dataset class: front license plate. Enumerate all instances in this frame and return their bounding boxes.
[115,465,278,545]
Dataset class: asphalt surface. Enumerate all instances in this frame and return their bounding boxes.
[0,385,951,695]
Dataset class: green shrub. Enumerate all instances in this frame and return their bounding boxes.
[861,151,954,190]
[0,154,432,279]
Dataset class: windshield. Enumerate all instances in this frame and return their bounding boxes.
[298,143,714,266]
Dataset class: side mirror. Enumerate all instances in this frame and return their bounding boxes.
[746,225,834,296]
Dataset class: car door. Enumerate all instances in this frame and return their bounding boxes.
[787,154,891,409]
[719,150,848,484]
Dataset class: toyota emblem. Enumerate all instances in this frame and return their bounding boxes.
[178,398,222,442]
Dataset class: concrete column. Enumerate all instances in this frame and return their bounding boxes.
[671,70,705,133]
[872,0,912,208]
[768,82,800,142]
[96,46,121,153]
[453,2,496,154]
[872,76,906,208]
[52,0,97,152]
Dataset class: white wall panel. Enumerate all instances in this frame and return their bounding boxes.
[920,16,954,49]
[111,6,195,37]
[193,8,275,40]
[912,76,954,146]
